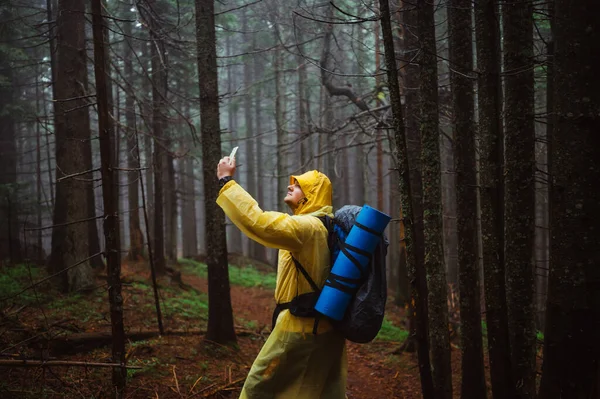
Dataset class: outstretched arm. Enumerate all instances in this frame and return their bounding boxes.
[216,157,308,251]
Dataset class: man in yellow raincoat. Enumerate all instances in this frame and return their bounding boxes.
[216,156,347,398]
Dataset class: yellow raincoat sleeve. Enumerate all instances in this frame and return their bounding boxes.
[216,181,309,252]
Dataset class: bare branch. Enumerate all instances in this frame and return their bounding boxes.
[24,215,103,232]
[0,360,141,369]
[56,168,101,182]
[320,21,370,111]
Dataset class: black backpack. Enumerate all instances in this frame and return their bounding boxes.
[272,205,388,343]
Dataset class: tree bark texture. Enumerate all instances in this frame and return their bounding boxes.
[397,0,415,304]
[399,0,428,355]
[87,20,106,271]
[379,1,435,397]
[502,1,537,397]
[181,155,198,258]
[45,0,56,211]
[534,34,553,332]
[448,1,487,397]
[123,2,144,261]
[419,2,453,398]
[539,1,600,397]
[273,29,286,213]
[35,62,44,262]
[91,0,127,395]
[433,4,458,288]
[296,17,310,168]
[180,94,197,259]
[165,151,178,261]
[140,41,154,245]
[195,0,237,345]
[49,0,94,292]
[225,34,243,249]
[252,42,267,263]
[475,1,514,397]
[348,11,367,208]
[85,146,104,271]
[146,0,167,274]
[0,6,22,263]
[241,8,258,259]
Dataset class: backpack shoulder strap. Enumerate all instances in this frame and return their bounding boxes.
[317,215,339,253]
[317,215,331,229]
[291,255,320,293]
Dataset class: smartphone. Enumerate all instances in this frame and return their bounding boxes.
[229,146,238,165]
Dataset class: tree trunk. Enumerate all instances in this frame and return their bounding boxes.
[296,12,309,169]
[195,0,236,345]
[143,128,153,243]
[165,151,177,261]
[105,22,120,254]
[503,1,536,397]
[538,1,600,397]
[45,0,56,211]
[225,34,243,249]
[420,2,453,397]
[252,37,267,263]
[379,1,435,397]
[350,4,366,208]
[532,4,552,333]
[433,5,458,287]
[180,91,196,260]
[534,22,552,332]
[140,40,154,245]
[389,0,411,307]
[123,1,144,261]
[181,155,198,258]
[49,0,94,291]
[116,83,125,251]
[475,1,514,397]
[323,96,334,196]
[273,29,286,213]
[90,1,126,394]
[319,8,341,209]
[241,9,257,259]
[448,1,486,397]
[85,45,104,271]
[35,62,44,262]
[179,153,187,257]
[145,2,168,275]
[374,4,384,213]
[0,6,22,263]
[84,134,103,270]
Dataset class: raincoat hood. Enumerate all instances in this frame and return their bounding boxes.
[290,170,332,216]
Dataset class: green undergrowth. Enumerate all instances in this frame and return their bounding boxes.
[178,258,276,289]
[375,318,409,343]
[47,292,105,323]
[161,289,209,321]
[0,263,47,306]
[124,339,162,381]
[127,357,164,381]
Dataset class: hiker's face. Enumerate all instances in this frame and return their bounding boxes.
[284,181,305,209]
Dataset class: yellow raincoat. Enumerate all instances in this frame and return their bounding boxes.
[217,170,347,398]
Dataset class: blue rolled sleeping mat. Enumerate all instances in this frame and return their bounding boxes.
[315,205,391,321]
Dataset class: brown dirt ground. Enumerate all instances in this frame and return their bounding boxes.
[0,261,473,398]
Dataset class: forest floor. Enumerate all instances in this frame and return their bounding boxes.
[0,258,473,398]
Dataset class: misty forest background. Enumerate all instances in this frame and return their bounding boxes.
[0,0,598,398]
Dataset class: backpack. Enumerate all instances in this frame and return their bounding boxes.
[272,205,388,343]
